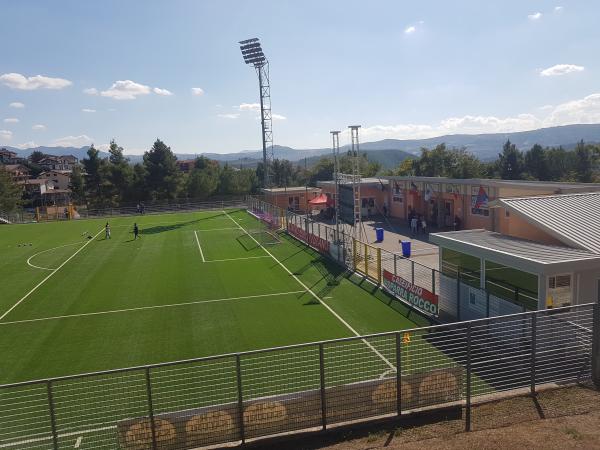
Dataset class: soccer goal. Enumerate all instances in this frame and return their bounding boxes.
[247,229,281,246]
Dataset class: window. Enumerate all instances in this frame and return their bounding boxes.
[548,274,572,307]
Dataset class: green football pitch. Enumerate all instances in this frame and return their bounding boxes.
[0,209,431,385]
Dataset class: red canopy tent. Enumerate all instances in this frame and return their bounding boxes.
[308,194,334,207]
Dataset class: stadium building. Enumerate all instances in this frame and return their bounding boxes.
[431,192,600,315]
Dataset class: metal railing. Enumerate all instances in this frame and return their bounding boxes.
[248,197,536,322]
[0,303,596,449]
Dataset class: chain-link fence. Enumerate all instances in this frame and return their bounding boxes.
[0,303,596,449]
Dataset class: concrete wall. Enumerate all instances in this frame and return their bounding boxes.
[575,269,600,305]
[497,208,564,245]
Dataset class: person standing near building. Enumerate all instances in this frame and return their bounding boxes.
[421,216,427,235]
[410,216,418,236]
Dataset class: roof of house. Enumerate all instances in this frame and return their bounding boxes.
[18,178,49,185]
[430,229,600,273]
[3,164,29,172]
[40,170,72,176]
[496,192,600,254]
[262,186,321,193]
[383,176,600,192]
[318,178,389,186]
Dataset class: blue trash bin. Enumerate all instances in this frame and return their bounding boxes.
[401,240,411,258]
[375,228,384,242]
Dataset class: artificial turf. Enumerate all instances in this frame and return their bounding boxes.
[0,209,428,385]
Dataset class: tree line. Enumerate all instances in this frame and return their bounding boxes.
[1,138,599,213]
[387,140,600,182]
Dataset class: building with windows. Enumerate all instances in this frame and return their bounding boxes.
[318,178,389,218]
[3,164,31,183]
[0,149,23,164]
[37,155,78,171]
[382,177,600,230]
[262,186,321,213]
[431,192,600,314]
[39,170,72,191]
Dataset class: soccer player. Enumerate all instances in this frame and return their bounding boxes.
[105,222,111,240]
[133,223,139,240]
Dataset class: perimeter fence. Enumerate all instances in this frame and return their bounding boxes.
[247,197,536,323]
[1,198,247,224]
[0,303,596,449]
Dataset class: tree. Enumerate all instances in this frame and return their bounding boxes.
[29,150,46,165]
[497,140,524,180]
[82,144,109,207]
[187,156,220,199]
[107,139,132,203]
[143,139,180,200]
[69,165,86,204]
[574,140,594,182]
[129,163,148,202]
[524,144,548,180]
[0,165,22,211]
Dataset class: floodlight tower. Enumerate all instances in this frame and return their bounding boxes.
[239,38,274,187]
[349,125,362,239]
[331,130,341,240]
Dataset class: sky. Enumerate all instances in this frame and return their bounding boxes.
[1,0,600,155]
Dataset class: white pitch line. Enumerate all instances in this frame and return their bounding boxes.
[196,227,241,231]
[74,436,82,448]
[0,227,104,322]
[193,230,205,262]
[223,211,396,371]
[0,425,114,449]
[26,242,82,271]
[0,291,306,326]
[205,255,271,263]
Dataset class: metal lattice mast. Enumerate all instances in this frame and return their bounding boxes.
[331,130,341,241]
[349,125,362,240]
[239,38,274,188]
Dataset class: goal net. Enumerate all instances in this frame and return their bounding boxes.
[237,229,281,250]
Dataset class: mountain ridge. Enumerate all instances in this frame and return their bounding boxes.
[3,124,600,167]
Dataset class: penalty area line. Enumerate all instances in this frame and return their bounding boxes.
[193,230,205,262]
[0,227,105,322]
[0,290,306,326]
[223,211,396,372]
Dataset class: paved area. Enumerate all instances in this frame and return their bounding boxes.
[309,214,440,271]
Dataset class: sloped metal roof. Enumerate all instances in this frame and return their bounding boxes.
[499,192,600,254]
[431,229,600,265]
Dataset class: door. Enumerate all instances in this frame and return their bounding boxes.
[444,200,454,227]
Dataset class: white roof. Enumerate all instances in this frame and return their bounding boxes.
[430,229,600,274]
[498,192,600,254]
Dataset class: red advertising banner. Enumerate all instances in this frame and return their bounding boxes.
[288,223,330,254]
[382,270,438,316]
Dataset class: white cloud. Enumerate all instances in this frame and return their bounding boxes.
[0,130,13,141]
[82,108,96,113]
[32,124,47,131]
[272,114,287,121]
[83,87,99,95]
[0,73,72,90]
[3,118,19,124]
[358,92,600,141]
[153,87,173,96]
[540,64,584,77]
[16,141,36,149]
[404,26,416,34]
[100,80,151,100]
[238,103,261,112]
[9,102,25,108]
[528,12,542,20]
[191,87,205,96]
[217,113,240,119]
[53,135,94,147]
[554,6,563,12]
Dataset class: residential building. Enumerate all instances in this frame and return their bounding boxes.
[0,149,23,165]
[3,164,31,183]
[37,155,79,171]
[39,170,72,191]
[176,159,196,173]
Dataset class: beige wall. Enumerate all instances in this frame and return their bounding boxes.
[496,208,564,245]
[265,189,321,213]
